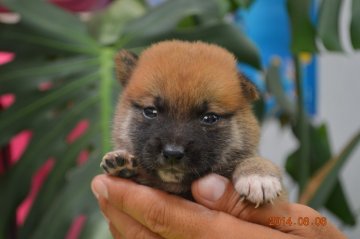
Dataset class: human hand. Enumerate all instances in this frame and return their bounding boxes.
[91,174,346,239]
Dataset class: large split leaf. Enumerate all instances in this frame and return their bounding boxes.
[0,72,99,144]
[318,0,343,51]
[122,0,223,42]
[118,0,260,68]
[0,23,76,56]
[125,22,261,69]
[2,0,98,52]
[350,0,360,49]
[287,0,317,53]
[0,57,98,94]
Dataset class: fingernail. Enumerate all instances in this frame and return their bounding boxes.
[91,178,108,199]
[197,174,228,202]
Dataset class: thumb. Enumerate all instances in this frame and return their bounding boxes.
[191,174,347,239]
[191,173,288,225]
[191,173,250,217]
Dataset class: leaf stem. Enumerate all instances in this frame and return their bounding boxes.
[300,128,360,207]
[294,55,310,195]
[99,48,115,154]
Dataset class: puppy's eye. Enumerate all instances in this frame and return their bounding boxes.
[143,107,158,119]
[201,113,220,125]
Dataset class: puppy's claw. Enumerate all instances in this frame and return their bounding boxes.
[101,164,109,173]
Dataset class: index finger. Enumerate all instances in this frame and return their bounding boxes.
[92,175,214,239]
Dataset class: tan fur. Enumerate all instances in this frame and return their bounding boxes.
[123,41,247,117]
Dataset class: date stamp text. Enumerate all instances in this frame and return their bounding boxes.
[268,216,327,226]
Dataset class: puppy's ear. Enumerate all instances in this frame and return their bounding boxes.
[238,73,259,101]
[115,50,138,87]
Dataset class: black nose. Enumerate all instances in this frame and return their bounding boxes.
[162,145,185,163]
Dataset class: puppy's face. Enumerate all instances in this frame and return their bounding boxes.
[113,41,259,193]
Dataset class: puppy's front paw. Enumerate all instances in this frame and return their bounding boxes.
[100,150,137,178]
[233,175,282,207]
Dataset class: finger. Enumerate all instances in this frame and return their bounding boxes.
[191,174,346,238]
[191,174,300,226]
[92,175,212,239]
[91,175,298,239]
[98,196,162,239]
[109,223,123,239]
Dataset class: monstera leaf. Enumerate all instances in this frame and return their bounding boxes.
[287,0,360,52]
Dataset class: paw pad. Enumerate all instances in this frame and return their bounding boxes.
[100,150,137,178]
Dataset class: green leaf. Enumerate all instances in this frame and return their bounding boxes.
[300,129,360,209]
[286,124,330,180]
[0,23,65,56]
[0,23,96,54]
[88,0,146,45]
[0,57,99,94]
[350,0,360,49]
[0,72,99,134]
[287,0,317,53]
[325,181,356,226]
[0,85,99,146]
[30,154,102,239]
[252,96,266,124]
[120,0,223,46]
[235,0,255,9]
[2,0,99,51]
[286,124,356,225]
[19,126,98,238]
[318,0,343,51]
[217,0,255,12]
[265,58,296,118]
[125,22,261,69]
[115,0,260,68]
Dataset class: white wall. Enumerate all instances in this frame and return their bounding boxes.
[259,52,360,238]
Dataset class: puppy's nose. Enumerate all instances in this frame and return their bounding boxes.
[162,145,185,163]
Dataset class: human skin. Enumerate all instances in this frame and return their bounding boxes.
[91,174,347,239]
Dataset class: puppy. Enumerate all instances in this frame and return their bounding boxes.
[101,40,283,206]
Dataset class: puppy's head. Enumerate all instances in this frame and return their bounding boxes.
[113,41,259,193]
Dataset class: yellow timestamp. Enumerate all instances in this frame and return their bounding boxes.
[268,216,327,226]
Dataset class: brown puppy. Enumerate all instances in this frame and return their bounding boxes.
[101,40,283,206]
